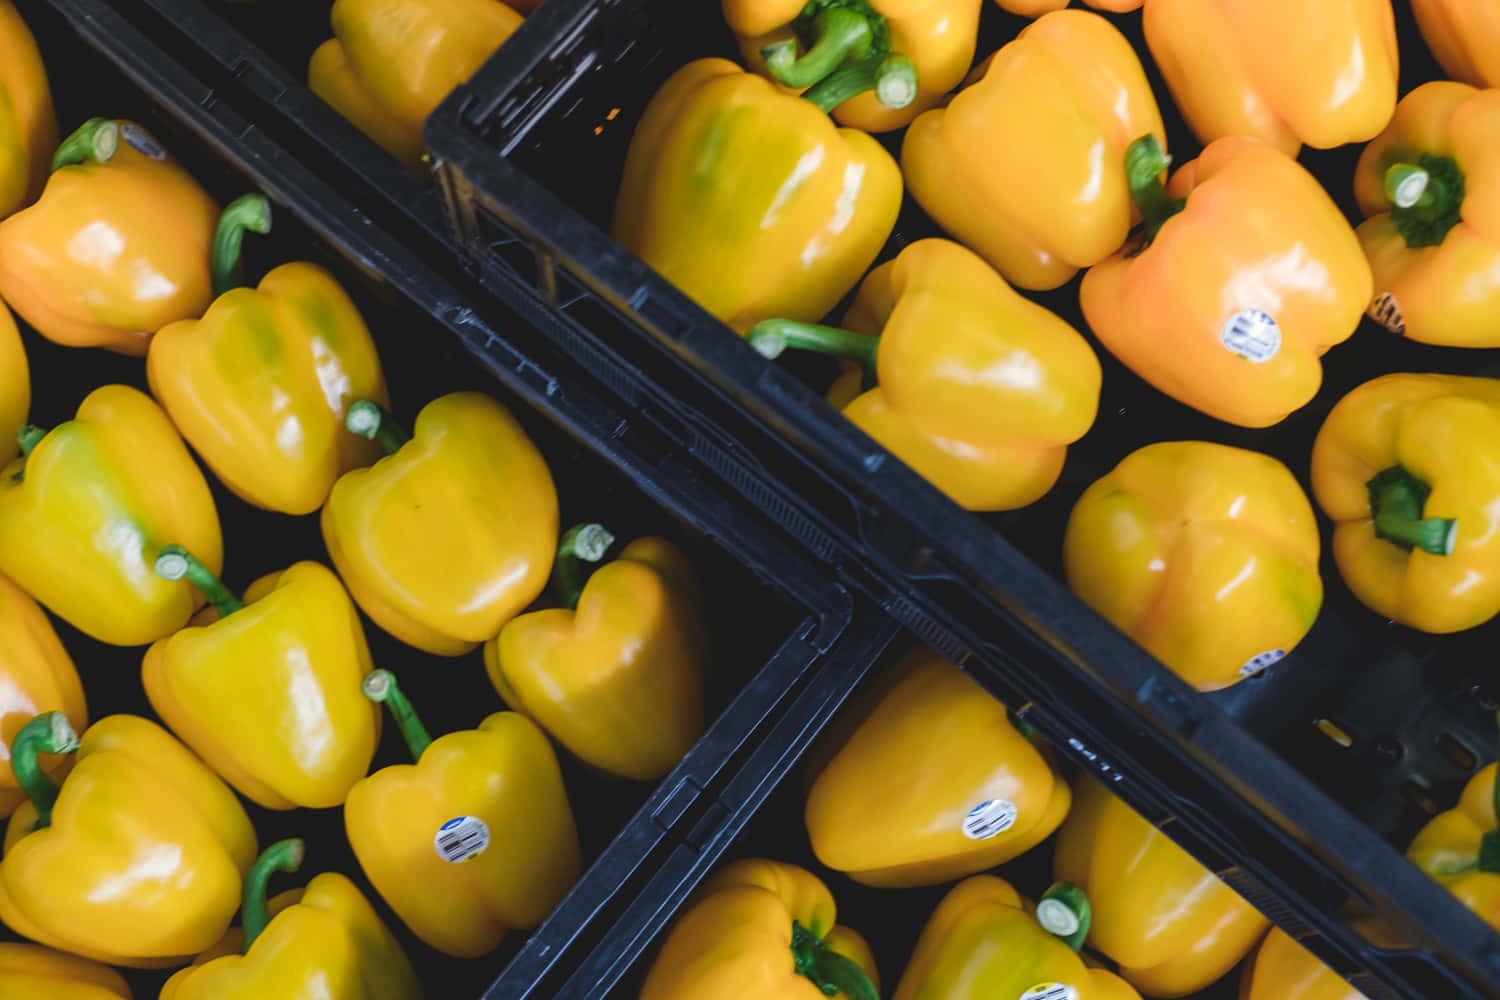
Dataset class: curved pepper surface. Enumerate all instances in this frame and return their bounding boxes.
[1406,760,1500,929]
[0,1,55,222]
[1411,0,1500,90]
[0,942,132,999]
[1240,927,1372,1000]
[0,302,25,465]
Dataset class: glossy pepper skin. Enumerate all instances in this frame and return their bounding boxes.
[1310,373,1500,634]
[639,858,881,1000]
[1082,136,1371,428]
[0,385,223,646]
[1412,0,1500,90]
[309,0,523,170]
[1406,759,1500,929]
[805,648,1070,888]
[1054,775,1270,997]
[614,58,901,334]
[0,1,56,221]
[487,528,706,781]
[1353,82,1500,348]
[323,394,559,656]
[901,10,1166,292]
[0,942,133,999]
[0,119,219,355]
[0,303,25,464]
[1240,927,1371,1000]
[0,713,257,967]
[1064,441,1323,691]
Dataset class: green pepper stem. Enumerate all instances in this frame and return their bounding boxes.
[362,670,433,762]
[154,545,244,618]
[1037,881,1092,951]
[211,194,274,297]
[804,53,917,113]
[762,6,873,90]
[15,425,44,459]
[1366,465,1457,556]
[51,118,119,171]
[1008,708,1037,742]
[553,523,616,611]
[790,921,879,1000]
[1126,134,1184,244]
[1384,155,1465,248]
[241,839,304,954]
[11,713,80,831]
[746,318,880,391]
[345,401,412,455]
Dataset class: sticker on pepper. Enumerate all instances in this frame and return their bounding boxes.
[1368,292,1406,336]
[434,815,490,864]
[1240,649,1286,678]
[1220,310,1281,363]
[962,799,1019,840]
[119,123,167,160]
[1019,984,1078,1000]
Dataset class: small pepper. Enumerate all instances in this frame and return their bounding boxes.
[0,1,56,221]
[0,713,257,967]
[1081,135,1371,428]
[323,394,559,656]
[1411,0,1500,90]
[0,384,224,646]
[486,525,705,780]
[614,58,901,334]
[0,302,25,464]
[0,941,133,998]
[1405,715,1500,930]
[0,118,219,355]
[1240,927,1372,1000]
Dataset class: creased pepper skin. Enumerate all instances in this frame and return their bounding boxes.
[1064,441,1323,691]
[614,58,901,334]
[0,385,223,647]
[0,942,133,999]
[1411,0,1500,90]
[1407,762,1500,929]
[0,1,55,222]
[901,11,1165,291]
[1054,776,1270,997]
[1240,927,1372,1000]
[0,302,25,465]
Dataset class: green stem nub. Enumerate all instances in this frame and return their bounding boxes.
[1126,134,1184,245]
[1385,155,1465,249]
[763,0,916,114]
[155,545,245,618]
[15,425,44,459]
[241,839,304,954]
[212,193,274,297]
[11,713,79,831]
[51,118,119,171]
[363,670,433,762]
[345,401,412,455]
[554,523,616,611]
[790,921,879,1000]
[746,318,880,391]
[1037,881,1092,951]
[803,52,917,113]
[1367,465,1457,556]
[763,6,873,90]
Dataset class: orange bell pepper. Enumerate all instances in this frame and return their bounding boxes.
[0,941,133,998]
[1406,748,1500,930]
[1411,0,1500,90]
[0,0,56,221]
[0,302,24,465]
[1240,927,1372,1000]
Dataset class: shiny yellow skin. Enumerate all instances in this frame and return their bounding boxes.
[1239,928,1371,1000]
[159,871,421,1000]
[1406,762,1500,929]
[0,715,256,967]
[487,536,705,781]
[143,562,381,810]
[1310,373,1500,633]
[0,122,219,355]
[0,303,24,464]
[806,647,1070,888]
[148,261,389,514]
[323,392,558,655]
[1354,83,1500,347]
[0,2,56,221]
[902,10,1165,291]
[1081,137,1372,428]
[614,58,901,334]
[0,942,132,999]
[893,875,1141,1000]
[1412,0,1500,90]
[1063,441,1323,692]
[310,0,522,170]
[1055,776,1271,998]
[0,385,223,647]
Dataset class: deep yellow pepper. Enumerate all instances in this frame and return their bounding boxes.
[1063,441,1323,691]
[148,194,389,514]
[0,303,25,465]
[0,942,133,999]
[1081,136,1371,428]
[614,58,901,334]
[901,10,1165,292]
[0,713,256,967]
[0,384,223,646]
[1310,373,1500,634]
[1406,752,1500,931]
[0,118,219,355]
[0,1,55,221]
[1054,775,1270,997]
[487,526,705,781]
[1352,82,1500,348]
[1411,0,1500,90]
[323,394,559,656]
[1240,927,1372,1000]
[639,858,880,1000]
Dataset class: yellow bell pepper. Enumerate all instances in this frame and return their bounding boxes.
[345,669,581,958]
[0,118,219,355]
[323,394,559,656]
[0,713,256,967]
[148,194,389,514]
[1240,927,1372,1000]
[160,838,421,1000]
[639,858,880,1000]
[486,526,705,781]
[0,1,54,222]
[1411,0,1500,90]
[1406,752,1500,930]
[893,875,1141,1000]
[613,58,900,334]
[309,0,523,170]
[901,10,1165,291]
[1310,372,1500,634]
[0,384,223,646]
[1063,441,1323,691]
[749,238,1100,512]
[0,942,132,999]
[1081,135,1371,428]
[805,647,1069,888]
[1054,775,1270,997]
[0,302,25,467]
[1352,82,1500,348]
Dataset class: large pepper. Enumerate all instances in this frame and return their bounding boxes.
[639,858,880,1000]
[1352,82,1500,348]
[1081,135,1371,428]
[148,194,389,514]
[0,302,25,464]
[1063,441,1323,691]
[748,238,1100,512]
[0,713,256,967]
[901,10,1165,291]
[1240,927,1372,1000]
[323,394,558,656]
[805,647,1069,888]
[486,525,705,780]
[1054,775,1270,997]
[309,0,523,171]
[0,118,219,355]
[0,942,133,998]
[1411,0,1500,90]
[613,58,901,334]
[0,384,223,646]
[0,1,55,221]
[1310,372,1500,634]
